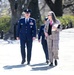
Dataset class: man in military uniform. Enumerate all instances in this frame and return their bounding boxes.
[16,9,36,65]
[38,18,49,64]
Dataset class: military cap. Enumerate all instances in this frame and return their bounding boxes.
[24,9,31,13]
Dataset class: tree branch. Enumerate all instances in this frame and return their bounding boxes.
[40,2,46,11]
[45,0,54,11]
[63,3,74,9]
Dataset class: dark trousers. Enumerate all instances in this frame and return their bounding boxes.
[20,37,32,63]
[41,39,49,60]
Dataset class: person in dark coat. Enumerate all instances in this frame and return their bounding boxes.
[16,9,36,65]
[38,18,49,64]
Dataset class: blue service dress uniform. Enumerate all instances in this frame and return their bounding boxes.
[38,25,49,61]
[16,17,36,64]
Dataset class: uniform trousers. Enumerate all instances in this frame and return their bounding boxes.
[41,39,49,60]
[20,36,32,63]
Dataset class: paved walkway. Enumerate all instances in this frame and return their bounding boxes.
[0,28,74,75]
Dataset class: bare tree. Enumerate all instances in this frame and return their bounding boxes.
[63,0,74,14]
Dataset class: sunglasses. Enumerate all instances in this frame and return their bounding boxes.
[48,15,51,16]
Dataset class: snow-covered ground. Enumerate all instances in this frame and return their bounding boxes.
[0,28,74,75]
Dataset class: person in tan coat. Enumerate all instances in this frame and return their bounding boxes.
[44,11,61,66]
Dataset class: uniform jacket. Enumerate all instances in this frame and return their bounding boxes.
[38,25,45,41]
[16,17,36,40]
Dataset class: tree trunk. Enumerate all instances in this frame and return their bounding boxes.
[10,0,22,33]
[28,0,41,29]
[54,0,63,16]
[4,0,23,40]
[45,0,63,16]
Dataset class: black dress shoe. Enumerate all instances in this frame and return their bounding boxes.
[27,62,30,65]
[21,60,25,64]
[46,60,49,64]
[55,59,57,66]
[49,62,53,66]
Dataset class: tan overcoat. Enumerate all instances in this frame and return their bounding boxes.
[44,20,61,62]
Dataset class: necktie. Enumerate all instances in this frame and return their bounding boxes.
[25,19,28,23]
